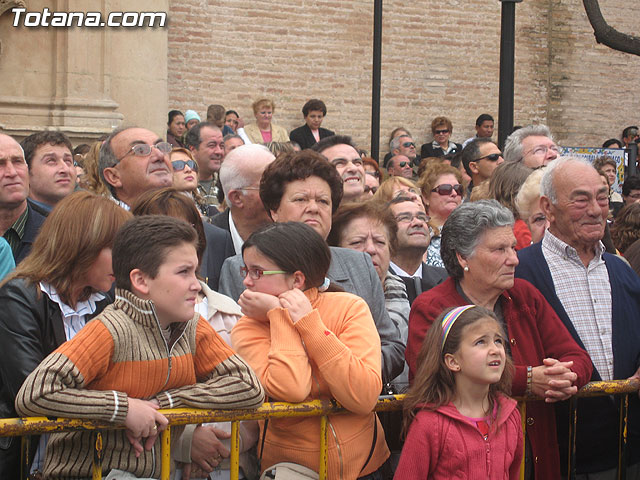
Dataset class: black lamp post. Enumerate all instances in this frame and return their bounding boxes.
[498,0,522,149]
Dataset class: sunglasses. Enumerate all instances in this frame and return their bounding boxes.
[476,153,502,162]
[402,142,416,148]
[397,161,411,168]
[171,159,198,172]
[434,129,450,135]
[431,183,463,196]
[363,185,378,194]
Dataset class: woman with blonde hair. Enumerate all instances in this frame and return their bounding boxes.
[0,191,131,478]
[373,175,423,206]
[243,98,289,144]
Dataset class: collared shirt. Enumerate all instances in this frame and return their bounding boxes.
[109,194,130,211]
[542,230,613,380]
[389,261,423,279]
[228,211,244,255]
[3,205,28,257]
[31,282,106,473]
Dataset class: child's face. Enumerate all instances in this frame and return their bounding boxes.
[144,242,201,328]
[445,317,506,386]
[242,246,294,297]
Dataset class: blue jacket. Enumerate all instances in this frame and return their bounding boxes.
[516,242,640,474]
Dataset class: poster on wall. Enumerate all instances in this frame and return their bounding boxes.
[560,147,624,194]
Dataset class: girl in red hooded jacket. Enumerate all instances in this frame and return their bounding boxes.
[395,305,523,479]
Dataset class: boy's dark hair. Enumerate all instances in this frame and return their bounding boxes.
[113,216,197,291]
[20,131,73,168]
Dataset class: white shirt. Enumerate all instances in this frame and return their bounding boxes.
[228,211,244,254]
[389,261,423,278]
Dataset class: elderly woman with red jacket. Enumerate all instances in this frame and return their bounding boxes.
[406,200,592,480]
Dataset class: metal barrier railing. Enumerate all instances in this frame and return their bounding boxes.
[0,380,636,480]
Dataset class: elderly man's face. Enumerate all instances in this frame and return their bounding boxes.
[107,128,172,203]
[321,143,364,201]
[387,155,414,179]
[396,136,417,160]
[0,135,29,209]
[521,135,559,168]
[542,161,609,251]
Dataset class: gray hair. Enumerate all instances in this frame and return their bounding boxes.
[503,125,553,163]
[540,156,594,205]
[390,134,411,152]
[219,144,274,193]
[99,126,134,197]
[441,199,514,279]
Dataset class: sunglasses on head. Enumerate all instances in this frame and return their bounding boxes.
[171,159,198,172]
[476,153,502,162]
[431,183,463,196]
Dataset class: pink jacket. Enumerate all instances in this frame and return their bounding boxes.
[394,394,523,479]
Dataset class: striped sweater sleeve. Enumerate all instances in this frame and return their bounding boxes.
[15,320,128,423]
[154,318,264,410]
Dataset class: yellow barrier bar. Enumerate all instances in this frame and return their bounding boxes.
[161,427,170,480]
[519,402,526,480]
[230,421,240,480]
[319,415,328,480]
[92,431,103,480]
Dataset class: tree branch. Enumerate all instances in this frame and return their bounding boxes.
[583,0,640,56]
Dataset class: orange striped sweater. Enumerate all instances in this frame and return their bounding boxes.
[16,288,264,479]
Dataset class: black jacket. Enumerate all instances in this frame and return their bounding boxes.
[201,221,235,291]
[13,200,47,265]
[0,278,112,478]
[289,124,334,150]
[420,141,462,159]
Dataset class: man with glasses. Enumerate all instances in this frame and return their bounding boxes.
[503,124,559,168]
[386,154,414,179]
[312,135,365,203]
[461,138,504,197]
[388,196,447,305]
[214,144,276,254]
[389,134,418,168]
[100,127,173,209]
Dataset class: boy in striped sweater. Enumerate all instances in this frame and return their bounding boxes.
[16,216,264,479]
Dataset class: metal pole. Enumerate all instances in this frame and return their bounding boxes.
[627,143,638,177]
[498,0,522,150]
[371,0,383,162]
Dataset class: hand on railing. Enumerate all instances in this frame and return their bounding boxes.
[189,425,230,472]
[531,358,578,402]
[125,398,168,457]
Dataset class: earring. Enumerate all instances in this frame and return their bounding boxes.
[464,266,469,272]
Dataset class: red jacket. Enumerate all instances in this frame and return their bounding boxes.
[407,277,593,480]
[395,394,523,479]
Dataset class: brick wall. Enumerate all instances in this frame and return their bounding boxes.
[167,0,640,159]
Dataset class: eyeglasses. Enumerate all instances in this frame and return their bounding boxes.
[476,153,502,162]
[395,212,430,223]
[402,142,416,148]
[171,159,198,172]
[117,142,172,162]
[523,144,560,158]
[431,183,463,196]
[363,185,378,194]
[240,266,288,280]
[434,129,450,135]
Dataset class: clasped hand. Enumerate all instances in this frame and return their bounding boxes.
[531,358,578,402]
[124,398,168,457]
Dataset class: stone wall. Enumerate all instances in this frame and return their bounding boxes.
[167,0,640,158]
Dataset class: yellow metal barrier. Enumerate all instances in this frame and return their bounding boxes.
[0,381,636,480]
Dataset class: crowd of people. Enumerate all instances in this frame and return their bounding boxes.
[0,99,639,480]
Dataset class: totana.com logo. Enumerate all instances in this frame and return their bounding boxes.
[11,7,167,28]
